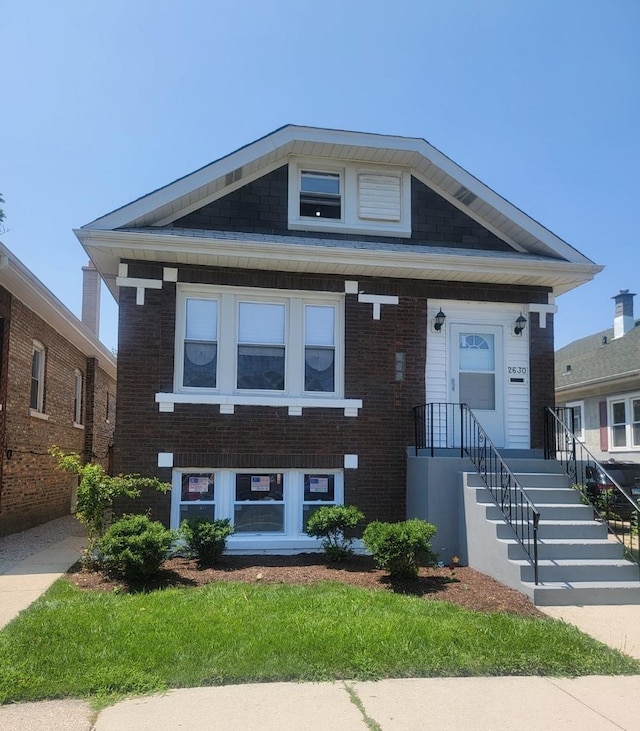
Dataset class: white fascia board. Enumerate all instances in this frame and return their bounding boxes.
[0,242,117,379]
[82,127,299,231]
[76,230,602,296]
[555,370,640,398]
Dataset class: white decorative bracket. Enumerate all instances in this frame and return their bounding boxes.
[116,276,163,305]
[357,293,399,320]
[528,303,557,328]
[157,452,174,468]
[344,454,358,469]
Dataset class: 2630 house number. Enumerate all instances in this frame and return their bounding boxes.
[507,366,528,374]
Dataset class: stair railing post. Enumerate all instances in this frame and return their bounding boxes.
[459,402,464,458]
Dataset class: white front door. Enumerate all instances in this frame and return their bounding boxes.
[450,324,505,447]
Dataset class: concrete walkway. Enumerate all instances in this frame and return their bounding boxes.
[1,518,640,731]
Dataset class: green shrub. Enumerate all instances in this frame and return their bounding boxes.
[180,518,234,566]
[49,446,170,562]
[362,519,438,578]
[98,515,175,581]
[305,505,364,562]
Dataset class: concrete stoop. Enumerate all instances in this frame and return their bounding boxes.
[463,464,640,606]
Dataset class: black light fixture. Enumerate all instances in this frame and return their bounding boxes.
[514,313,527,335]
[434,308,446,332]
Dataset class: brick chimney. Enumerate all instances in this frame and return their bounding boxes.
[612,289,635,339]
[81,261,101,337]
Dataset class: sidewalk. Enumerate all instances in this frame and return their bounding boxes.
[1,518,640,731]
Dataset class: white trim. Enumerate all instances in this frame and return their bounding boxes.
[118,263,129,277]
[344,454,358,469]
[155,392,362,416]
[77,228,602,303]
[170,467,345,542]
[158,452,174,468]
[163,267,178,282]
[528,303,557,328]
[607,393,640,452]
[288,158,411,237]
[73,422,85,430]
[30,409,49,421]
[30,340,46,413]
[73,368,83,425]
[344,280,359,294]
[171,283,357,412]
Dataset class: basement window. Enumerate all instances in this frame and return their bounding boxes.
[299,171,341,219]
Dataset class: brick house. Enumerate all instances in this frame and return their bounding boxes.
[0,242,116,536]
[75,125,601,557]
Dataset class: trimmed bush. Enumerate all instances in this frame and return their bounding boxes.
[305,505,364,562]
[180,518,234,566]
[362,519,438,578]
[98,514,175,581]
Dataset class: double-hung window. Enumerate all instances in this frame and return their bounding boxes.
[176,285,343,401]
[609,395,640,450]
[30,340,45,413]
[73,369,83,425]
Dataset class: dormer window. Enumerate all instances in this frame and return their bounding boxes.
[300,171,341,219]
[289,158,411,237]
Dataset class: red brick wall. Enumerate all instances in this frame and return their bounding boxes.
[113,262,552,526]
[0,294,116,536]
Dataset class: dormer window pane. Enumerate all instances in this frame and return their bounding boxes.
[300,171,341,219]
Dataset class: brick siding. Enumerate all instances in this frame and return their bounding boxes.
[113,262,551,526]
[0,292,116,536]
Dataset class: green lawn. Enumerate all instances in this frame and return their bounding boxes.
[1,578,638,705]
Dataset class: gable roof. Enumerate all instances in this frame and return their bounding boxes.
[75,124,601,300]
[0,241,116,380]
[555,324,640,399]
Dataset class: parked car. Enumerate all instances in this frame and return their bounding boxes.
[584,461,640,518]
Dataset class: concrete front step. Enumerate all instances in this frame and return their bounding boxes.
[525,581,640,606]
[515,558,639,583]
[475,487,581,506]
[506,538,625,560]
[495,519,609,540]
[485,503,593,521]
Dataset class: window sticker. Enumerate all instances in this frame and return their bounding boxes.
[309,476,329,493]
[251,475,271,492]
[188,476,210,494]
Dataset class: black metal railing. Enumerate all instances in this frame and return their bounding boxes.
[545,407,640,569]
[413,402,540,584]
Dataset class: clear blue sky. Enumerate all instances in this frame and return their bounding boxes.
[3,0,639,352]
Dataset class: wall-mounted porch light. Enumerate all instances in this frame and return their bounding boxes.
[514,313,527,335]
[433,308,446,332]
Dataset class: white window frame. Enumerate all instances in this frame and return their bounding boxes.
[608,393,640,451]
[170,468,344,542]
[73,369,84,427]
[565,400,584,442]
[161,284,361,416]
[30,340,46,416]
[288,158,411,238]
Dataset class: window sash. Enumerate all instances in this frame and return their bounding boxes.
[74,371,83,424]
[30,344,45,412]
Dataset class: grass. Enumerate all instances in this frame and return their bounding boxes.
[0,578,639,705]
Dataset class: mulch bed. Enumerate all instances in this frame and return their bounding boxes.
[67,554,544,618]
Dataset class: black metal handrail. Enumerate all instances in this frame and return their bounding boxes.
[413,402,540,584]
[544,406,640,570]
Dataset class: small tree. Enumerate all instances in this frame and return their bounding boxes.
[305,505,364,562]
[50,446,170,561]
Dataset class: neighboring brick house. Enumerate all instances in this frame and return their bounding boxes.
[555,290,640,462]
[75,125,600,552]
[0,242,117,536]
